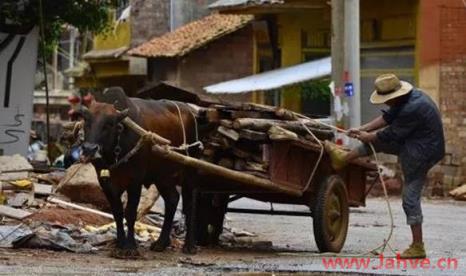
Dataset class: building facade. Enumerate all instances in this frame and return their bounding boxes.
[211,0,466,193]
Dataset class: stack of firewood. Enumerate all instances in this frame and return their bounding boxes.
[196,103,335,179]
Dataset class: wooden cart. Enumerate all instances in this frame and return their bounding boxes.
[151,138,377,253]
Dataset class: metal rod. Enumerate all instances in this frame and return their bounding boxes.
[226,207,312,217]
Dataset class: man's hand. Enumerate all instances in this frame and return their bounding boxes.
[347,128,361,138]
[356,131,377,143]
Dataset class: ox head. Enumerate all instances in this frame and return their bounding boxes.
[80,102,129,163]
[79,87,133,163]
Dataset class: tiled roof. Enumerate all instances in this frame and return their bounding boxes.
[128,14,253,58]
[209,0,284,9]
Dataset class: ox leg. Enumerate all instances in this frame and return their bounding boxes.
[118,183,143,258]
[99,176,125,249]
[125,184,142,248]
[182,186,199,254]
[150,183,179,252]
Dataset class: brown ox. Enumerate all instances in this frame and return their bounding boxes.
[80,87,200,257]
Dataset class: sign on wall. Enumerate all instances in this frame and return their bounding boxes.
[0,28,39,156]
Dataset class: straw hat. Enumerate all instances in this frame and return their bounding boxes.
[370,74,413,104]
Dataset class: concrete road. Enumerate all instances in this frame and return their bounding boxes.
[0,198,465,275]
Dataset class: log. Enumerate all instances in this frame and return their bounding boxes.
[275,108,297,120]
[220,119,234,128]
[228,110,275,120]
[151,145,302,196]
[232,118,333,140]
[217,126,240,141]
[268,125,298,141]
[239,129,268,142]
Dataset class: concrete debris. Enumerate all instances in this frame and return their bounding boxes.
[55,163,110,210]
[33,183,53,196]
[0,205,32,220]
[0,154,33,181]
[449,184,466,201]
[7,193,30,208]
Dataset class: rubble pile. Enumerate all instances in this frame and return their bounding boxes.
[0,154,165,253]
[0,154,257,254]
[197,103,334,178]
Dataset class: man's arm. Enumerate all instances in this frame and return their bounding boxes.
[348,115,388,138]
[359,115,388,132]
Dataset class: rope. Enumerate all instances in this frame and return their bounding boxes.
[298,119,325,192]
[166,101,203,154]
[291,111,396,257]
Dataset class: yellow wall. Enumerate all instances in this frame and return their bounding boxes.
[275,11,331,112]
[279,14,303,112]
[93,20,131,50]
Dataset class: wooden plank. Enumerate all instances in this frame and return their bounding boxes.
[0,205,32,220]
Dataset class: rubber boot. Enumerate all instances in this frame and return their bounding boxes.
[324,141,348,171]
[399,242,427,259]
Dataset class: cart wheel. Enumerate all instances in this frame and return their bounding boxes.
[313,175,349,253]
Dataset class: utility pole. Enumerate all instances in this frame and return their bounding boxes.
[331,0,346,143]
[331,0,361,144]
[344,0,361,129]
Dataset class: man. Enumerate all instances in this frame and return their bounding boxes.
[329,73,445,259]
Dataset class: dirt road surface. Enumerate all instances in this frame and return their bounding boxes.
[0,198,465,275]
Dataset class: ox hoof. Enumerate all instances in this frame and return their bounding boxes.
[182,245,198,255]
[110,247,143,260]
[150,240,170,252]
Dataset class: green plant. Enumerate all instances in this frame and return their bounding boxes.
[0,0,118,55]
[300,79,331,102]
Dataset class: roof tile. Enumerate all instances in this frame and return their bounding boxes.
[128,14,253,58]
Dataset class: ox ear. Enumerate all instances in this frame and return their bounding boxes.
[117,108,129,121]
